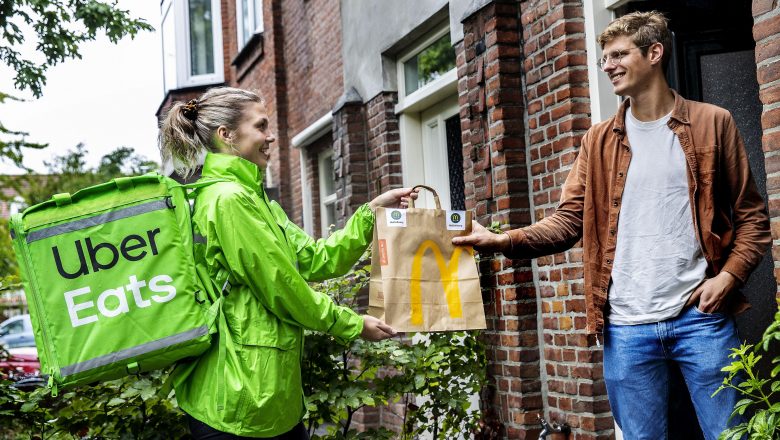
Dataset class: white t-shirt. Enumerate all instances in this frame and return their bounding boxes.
[607,109,707,325]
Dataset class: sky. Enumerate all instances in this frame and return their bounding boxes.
[0,1,163,174]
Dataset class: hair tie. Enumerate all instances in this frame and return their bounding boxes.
[182,99,199,121]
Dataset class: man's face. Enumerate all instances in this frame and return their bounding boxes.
[601,36,656,97]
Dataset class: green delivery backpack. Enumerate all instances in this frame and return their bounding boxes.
[9,173,225,393]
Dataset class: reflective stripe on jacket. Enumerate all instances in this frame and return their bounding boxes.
[174,153,371,436]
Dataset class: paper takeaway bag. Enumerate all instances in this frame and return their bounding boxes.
[369,185,486,332]
[368,224,386,320]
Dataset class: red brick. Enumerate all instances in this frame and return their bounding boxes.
[756,37,780,65]
[758,60,780,85]
[753,0,777,16]
[761,106,780,130]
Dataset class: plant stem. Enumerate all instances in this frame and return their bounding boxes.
[343,406,353,437]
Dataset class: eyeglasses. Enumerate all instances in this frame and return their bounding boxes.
[597,44,653,71]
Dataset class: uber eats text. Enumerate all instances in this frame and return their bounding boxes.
[50,228,177,328]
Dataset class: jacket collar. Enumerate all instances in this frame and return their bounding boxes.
[200,153,265,193]
[613,89,690,134]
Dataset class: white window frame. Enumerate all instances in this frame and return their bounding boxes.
[318,150,337,237]
[236,0,264,50]
[396,24,458,112]
[583,0,635,123]
[292,112,334,235]
[161,0,224,94]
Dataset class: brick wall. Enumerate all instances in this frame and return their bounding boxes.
[519,0,615,438]
[754,0,780,293]
[366,92,403,198]
[332,96,370,226]
[460,2,541,438]
[281,0,344,226]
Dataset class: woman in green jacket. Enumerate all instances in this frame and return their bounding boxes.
[159,87,412,439]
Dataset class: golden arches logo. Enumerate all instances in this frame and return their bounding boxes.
[410,240,474,326]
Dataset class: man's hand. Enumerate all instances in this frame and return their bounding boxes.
[451,221,512,253]
[360,315,397,341]
[686,271,740,313]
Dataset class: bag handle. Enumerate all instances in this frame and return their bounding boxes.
[22,173,165,216]
[408,185,441,210]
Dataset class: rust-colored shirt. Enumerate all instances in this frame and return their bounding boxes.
[506,90,771,334]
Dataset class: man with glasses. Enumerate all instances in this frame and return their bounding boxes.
[454,10,770,439]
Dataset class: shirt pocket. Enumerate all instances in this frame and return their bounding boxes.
[695,144,719,185]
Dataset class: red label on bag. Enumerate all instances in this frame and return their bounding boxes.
[379,239,388,265]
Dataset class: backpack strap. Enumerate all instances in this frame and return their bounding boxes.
[212,267,234,411]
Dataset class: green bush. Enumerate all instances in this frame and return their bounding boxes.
[303,259,487,439]
[0,370,189,439]
[716,303,780,440]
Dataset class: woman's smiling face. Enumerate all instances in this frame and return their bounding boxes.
[231,101,275,169]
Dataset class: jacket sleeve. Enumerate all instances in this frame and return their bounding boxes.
[274,202,374,282]
[212,191,364,343]
[503,131,588,259]
[719,111,771,282]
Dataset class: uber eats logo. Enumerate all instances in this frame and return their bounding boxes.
[51,228,177,328]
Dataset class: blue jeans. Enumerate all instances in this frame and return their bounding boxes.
[603,305,744,440]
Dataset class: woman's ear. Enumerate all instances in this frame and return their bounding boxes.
[216,125,232,143]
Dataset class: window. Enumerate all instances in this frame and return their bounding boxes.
[395,23,458,113]
[403,33,456,96]
[189,0,215,76]
[236,0,264,50]
[161,0,224,94]
[318,150,337,236]
[0,319,23,336]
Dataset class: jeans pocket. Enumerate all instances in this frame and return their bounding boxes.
[692,304,725,318]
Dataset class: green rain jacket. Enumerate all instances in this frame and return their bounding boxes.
[174,153,372,437]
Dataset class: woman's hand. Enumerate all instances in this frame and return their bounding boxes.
[368,187,419,211]
[360,315,397,341]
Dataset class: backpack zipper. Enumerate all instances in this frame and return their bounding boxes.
[11,218,60,396]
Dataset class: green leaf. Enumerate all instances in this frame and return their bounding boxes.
[107,397,126,407]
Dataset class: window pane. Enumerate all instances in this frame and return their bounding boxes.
[403,33,456,95]
[240,0,251,47]
[324,202,336,235]
[253,0,263,33]
[189,0,215,76]
[4,320,23,334]
[321,154,335,196]
[162,3,178,91]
